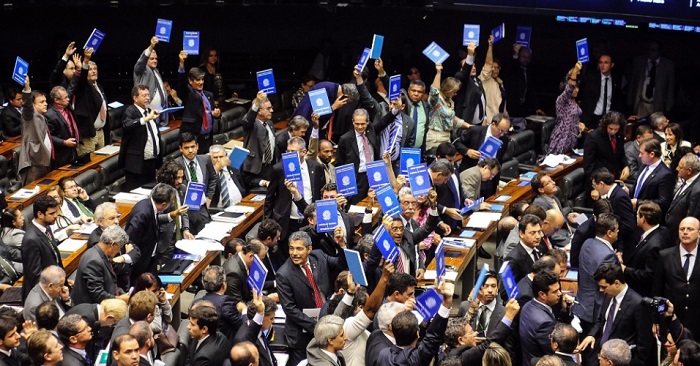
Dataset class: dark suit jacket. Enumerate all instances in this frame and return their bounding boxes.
[233,320,277,366]
[437,173,464,229]
[583,128,628,180]
[375,312,448,366]
[519,300,560,366]
[178,155,217,201]
[88,226,140,291]
[185,331,231,366]
[62,347,90,366]
[72,245,119,305]
[0,349,24,366]
[274,130,291,163]
[652,246,700,338]
[264,159,325,239]
[178,72,216,137]
[211,167,247,207]
[365,330,393,366]
[634,162,675,215]
[588,287,654,366]
[570,217,595,268]
[607,184,638,252]
[118,104,164,175]
[276,250,347,350]
[504,243,537,283]
[666,175,700,241]
[45,106,78,168]
[530,353,578,366]
[0,105,21,138]
[21,223,63,301]
[23,282,71,322]
[355,80,416,152]
[71,64,110,141]
[222,253,252,305]
[455,62,486,124]
[623,226,669,297]
[574,238,617,323]
[239,107,276,182]
[449,320,513,365]
[454,125,508,173]
[200,292,244,341]
[578,71,624,127]
[504,60,539,118]
[334,120,393,176]
[300,210,355,255]
[125,199,161,281]
[627,56,675,114]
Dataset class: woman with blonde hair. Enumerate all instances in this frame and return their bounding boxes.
[427,63,470,150]
[482,342,512,366]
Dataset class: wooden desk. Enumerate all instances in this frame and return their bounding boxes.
[0,140,19,159]
[159,120,181,135]
[533,156,584,182]
[58,151,118,174]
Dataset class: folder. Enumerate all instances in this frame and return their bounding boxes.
[376,184,402,218]
[155,18,173,42]
[366,160,390,190]
[422,41,450,64]
[373,225,399,263]
[407,163,431,197]
[315,199,338,233]
[84,28,106,53]
[491,23,505,43]
[308,89,332,116]
[463,24,480,46]
[335,164,358,197]
[388,74,401,102]
[399,147,421,176]
[416,288,442,320]
[576,38,589,63]
[256,69,277,95]
[370,34,384,59]
[247,254,268,294]
[184,182,206,211]
[183,31,200,55]
[344,249,368,286]
[515,26,532,48]
[357,47,371,72]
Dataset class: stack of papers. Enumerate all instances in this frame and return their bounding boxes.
[75,223,98,235]
[224,205,255,214]
[541,154,577,168]
[130,187,152,196]
[441,237,476,249]
[465,212,502,229]
[10,187,40,200]
[58,238,87,253]
[423,270,459,282]
[94,145,120,155]
[113,192,148,204]
[195,221,233,242]
[211,211,246,224]
[348,205,378,215]
[175,239,225,256]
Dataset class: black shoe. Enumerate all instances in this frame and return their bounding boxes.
[478,247,492,259]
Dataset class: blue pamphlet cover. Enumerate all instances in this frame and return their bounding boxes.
[520,171,537,181]
[370,34,384,59]
[499,261,520,299]
[344,249,368,286]
[399,147,421,176]
[173,253,201,261]
[495,195,511,202]
[155,19,173,42]
[435,242,446,280]
[183,31,200,55]
[335,164,358,197]
[373,225,399,263]
[576,38,589,63]
[463,24,480,46]
[422,42,450,64]
[375,184,402,218]
[160,106,184,115]
[367,160,390,190]
[471,263,490,301]
[491,23,505,43]
[357,48,371,72]
[460,197,484,215]
[308,89,332,116]
[515,26,532,48]
[159,275,185,284]
[518,180,531,186]
[84,28,106,53]
[281,152,302,184]
[184,182,206,211]
[316,199,339,233]
[408,163,431,197]
[388,74,401,102]
[460,230,476,238]
[256,69,277,95]
[12,57,28,86]
[228,146,250,170]
[479,136,504,158]
[247,254,268,294]
[489,204,504,211]
[416,289,442,321]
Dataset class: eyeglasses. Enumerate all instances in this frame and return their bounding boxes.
[400,201,418,207]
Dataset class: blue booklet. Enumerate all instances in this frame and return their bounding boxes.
[247,254,268,294]
[463,24,480,46]
[335,164,358,197]
[576,38,589,63]
[84,28,106,53]
[184,182,206,211]
[343,249,368,286]
[408,163,431,197]
[479,136,504,158]
[173,253,201,261]
[155,19,173,42]
[308,89,333,116]
[281,152,302,184]
[228,146,250,170]
[160,106,184,115]
[435,242,446,280]
[422,41,450,64]
[515,26,532,48]
[183,31,200,55]
[375,184,402,218]
[370,34,384,59]
[373,225,399,263]
[388,74,402,102]
[460,197,484,215]
[499,261,520,299]
[316,199,338,233]
[12,57,28,86]
[159,275,185,284]
[256,69,277,95]
[489,204,504,212]
[518,180,531,186]
[460,230,476,238]
[471,263,490,301]
[491,23,505,43]
[367,160,390,190]
[399,147,421,175]
[357,47,371,72]
[495,195,511,202]
[416,288,443,321]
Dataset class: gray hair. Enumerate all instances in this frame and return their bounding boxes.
[209,144,225,154]
[202,265,226,293]
[288,231,312,248]
[649,112,666,128]
[601,339,632,366]
[49,86,66,101]
[314,315,344,347]
[100,225,129,248]
[40,265,66,286]
[94,202,118,221]
[429,158,454,176]
[681,153,700,174]
[534,355,565,366]
[340,83,359,103]
[398,187,413,201]
[129,320,153,348]
[376,302,406,332]
[352,108,369,122]
[288,136,307,151]
[288,116,310,132]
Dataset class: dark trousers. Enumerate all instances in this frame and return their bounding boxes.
[125,159,157,191]
[287,348,307,366]
[197,132,213,155]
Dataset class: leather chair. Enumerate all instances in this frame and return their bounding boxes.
[108,105,126,142]
[500,159,520,181]
[21,204,33,226]
[0,156,11,193]
[559,168,592,214]
[99,155,125,195]
[506,130,537,169]
[213,133,228,146]
[540,119,557,155]
[160,129,182,161]
[75,169,108,205]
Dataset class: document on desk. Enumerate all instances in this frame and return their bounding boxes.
[113,192,148,204]
[195,222,234,242]
[441,237,476,250]
[130,187,152,196]
[176,239,224,256]
[541,154,576,168]
[224,205,255,214]
[348,205,378,215]
[58,238,86,253]
[465,212,502,229]
[75,222,98,235]
[9,187,40,200]
[423,269,458,282]
[95,144,121,155]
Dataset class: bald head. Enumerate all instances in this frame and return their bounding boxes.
[543,209,564,236]
[679,217,700,249]
[229,341,259,366]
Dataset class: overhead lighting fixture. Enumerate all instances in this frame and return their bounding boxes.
[3,1,13,9]
[109,0,119,8]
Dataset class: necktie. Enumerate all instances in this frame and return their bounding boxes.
[199,91,211,132]
[683,253,692,278]
[302,263,324,308]
[675,179,687,200]
[172,196,182,241]
[610,135,617,154]
[219,171,232,208]
[144,110,159,157]
[646,61,656,100]
[448,176,460,208]
[45,127,56,159]
[634,166,649,199]
[601,297,618,343]
[63,108,80,141]
[477,305,489,332]
[154,69,166,108]
[543,236,552,251]
[386,121,399,157]
[188,161,198,183]
[263,123,273,164]
[72,198,94,218]
[395,250,406,274]
[532,248,541,262]
[405,221,413,232]
[327,114,335,141]
[360,133,372,163]
[337,353,346,366]
[95,84,107,122]
[602,77,609,115]
[45,227,61,265]
[412,103,419,142]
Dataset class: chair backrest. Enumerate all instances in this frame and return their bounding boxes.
[0,156,9,180]
[75,169,108,204]
[99,155,125,193]
[507,130,537,165]
[21,204,33,226]
[213,133,228,146]
[161,129,181,158]
[108,106,126,142]
[560,168,585,208]
[500,159,520,181]
[541,119,557,155]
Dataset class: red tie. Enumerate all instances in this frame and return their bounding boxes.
[199,91,211,132]
[360,133,372,162]
[62,108,80,141]
[302,263,324,308]
[327,114,335,141]
[543,236,552,251]
[610,135,617,153]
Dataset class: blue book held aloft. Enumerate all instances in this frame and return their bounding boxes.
[84,28,106,53]
[491,23,505,43]
[463,24,480,46]
[184,182,206,211]
[435,242,446,280]
[388,74,402,102]
[247,254,268,294]
[375,184,402,218]
[281,152,302,183]
[228,146,250,170]
[344,249,368,286]
[155,19,173,42]
[422,42,450,64]
[416,288,443,321]
[499,261,520,299]
[399,147,421,176]
[12,57,28,86]
[308,89,332,116]
[471,263,490,301]
[256,69,277,95]
[408,163,431,197]
[576,38,589,63]
[515,26,532,48]
[373,225,399,263]
[366,160,390,190]
[370,34,384,59]
[357,48,371,72]
[183,31,200,55]
[479,136,504,159]
[315,199,338,233]
[335,164,358,197]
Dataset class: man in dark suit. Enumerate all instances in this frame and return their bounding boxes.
[578,54,624,128]
[128,321,156,366]
[73,47,110,155]
[530,323,580,366]
[653,216,700,338]
[23,265,71,322]
[185,298,233,366]
[504,214,546,282]
[66,298,128,354]
[624,125,655,181]
[592,169,637,252]
[579,263,654,366]
[240,91,277,190]
[118,84,163,191]
[21,195,62,301]
[531,173,575,247]
[200,265,245,341]
[0,87,23,138]
[233,294,278,366]
[209,144,247,208]
[264,136,325,247]
[619,201,669,297]
[405,80,430,152]
[457,272,505,336]
[627,40,675,118]
[45,86,79,168]
[274,116,309,163]
[366,302,406,366]
[17,76,52,185]
[109,291,158,347]
[177,51,221,154]
[0,314,28,366]
[583,111,629,185]
[223,240,266,306]
[455,42,487,126]
[519,271,573,366]
[276,231,348,366]
[57,314,94,366]
[454,114,510,175]
[111,334,141,366]
[570,199,613,269]
[177,132,216,234]
[257,220,282,291]
[72,225,131,305]
[666,153,700,242]
[435,143,467,231]
[631,138,675,215]
[133,37,168,116]
[504,44,542,118]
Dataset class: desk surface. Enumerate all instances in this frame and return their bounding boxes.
[0,140,19,159]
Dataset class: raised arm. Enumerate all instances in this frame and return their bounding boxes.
[480,36,494,82]
[134,37,158,78]
[431,63,443,90]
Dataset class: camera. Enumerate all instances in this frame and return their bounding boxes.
[642,296,668,314]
